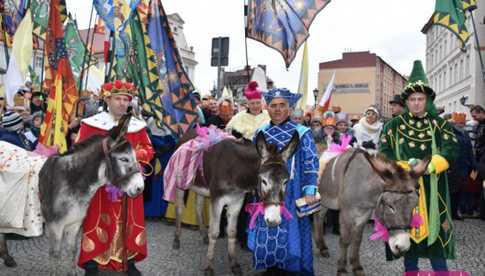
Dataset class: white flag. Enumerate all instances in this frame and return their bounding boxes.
[318,70,336,111]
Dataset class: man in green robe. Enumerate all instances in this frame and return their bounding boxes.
[380,60,458,273]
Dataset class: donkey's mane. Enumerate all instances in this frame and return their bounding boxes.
[60,135,104,156]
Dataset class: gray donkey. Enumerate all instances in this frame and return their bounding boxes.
[172,132,299,276]
[0,114,145,275]
[315,148,430,276]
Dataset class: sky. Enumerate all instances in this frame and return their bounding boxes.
[66,0,435,105]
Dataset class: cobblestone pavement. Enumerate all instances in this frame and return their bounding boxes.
[1,218,484,276]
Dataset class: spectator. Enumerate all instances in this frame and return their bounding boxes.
[470,105,485,220]
[29,111,44,139]
[352,106,382,153]
[0,111,35,150]
[389,94,405,117]
[291,108,304,125]
[29,91,47,113]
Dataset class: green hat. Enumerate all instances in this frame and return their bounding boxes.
[401,60,435,101]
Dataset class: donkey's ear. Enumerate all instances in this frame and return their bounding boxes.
[365,153,394,181]
[256,131,269,160]
[280,132,299,162]
[410,155,431,179]
[109,113,132,141]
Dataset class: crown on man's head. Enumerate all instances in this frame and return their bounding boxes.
[101,80,137,98]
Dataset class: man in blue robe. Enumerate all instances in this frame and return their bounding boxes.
[250,88,319,275]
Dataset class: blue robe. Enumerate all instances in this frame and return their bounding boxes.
[144,134,176,217]
[249,120,318,275]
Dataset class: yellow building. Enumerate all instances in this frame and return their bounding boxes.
[318,51,407,119]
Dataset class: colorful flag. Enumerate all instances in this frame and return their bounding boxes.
[432,0,471,49]
[246,0,330,68]
[318,70,336,112]
[462,0,477,12]
[2,0,28,37]
[39,0,78,153]
[31,0,49,39]
[296,42,309,110]
[5,9,32,108]
[64,17,91,88]
[145,0,198,136]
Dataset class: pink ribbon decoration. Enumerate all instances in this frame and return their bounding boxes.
[410,213,424,229]
[327,134,352,154]
[245,202,293,229]
[33,143,58,157]
[105,183,123,202]
[369,217,390,242]
[369,213,424,242]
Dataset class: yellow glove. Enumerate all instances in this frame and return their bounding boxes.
[428,154,449,175]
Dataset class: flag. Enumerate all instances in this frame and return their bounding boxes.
[145,0,198,136]
[2,0,28,38]
[246,0,330,68]
[5,9,32,108]
[221,86,234,103]
[64,17,91,88]
[94,16,106,34]
[296,42,309,110]
[432,0,471,49]
[318,70,336,112]
[31,0,49,39]
[462,0,477,12]
[251,66,268,92]
[39,0,78,153]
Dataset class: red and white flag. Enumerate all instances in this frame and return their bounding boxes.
[318,70,336,112]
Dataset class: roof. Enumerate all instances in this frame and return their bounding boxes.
[319,51,377,69]
[421,15,434,34]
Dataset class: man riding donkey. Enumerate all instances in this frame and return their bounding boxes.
[76,80,154,276]
[379,61,457,274]
[247,88,319,275]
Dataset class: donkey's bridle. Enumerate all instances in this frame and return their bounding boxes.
[102,138,140,184]
[378,189,418,231]
[257,160,287,206]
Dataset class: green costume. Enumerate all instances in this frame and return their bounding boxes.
[380,61,458,260]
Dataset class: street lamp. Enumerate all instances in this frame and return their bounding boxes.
[313,88,319,108]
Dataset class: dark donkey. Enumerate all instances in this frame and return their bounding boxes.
[172,132,299,276]
[0,114,145,275]
[315,148,430,276]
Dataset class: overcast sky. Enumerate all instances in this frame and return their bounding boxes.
[66,0,435,104]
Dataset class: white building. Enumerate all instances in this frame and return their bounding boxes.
[422,4,485,115]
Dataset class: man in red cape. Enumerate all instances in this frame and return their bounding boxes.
[77,80,154,276]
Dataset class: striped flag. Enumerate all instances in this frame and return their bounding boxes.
[39,0,78,153]
[318,70,336,112]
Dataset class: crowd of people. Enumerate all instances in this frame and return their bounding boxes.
[1,59,485,275]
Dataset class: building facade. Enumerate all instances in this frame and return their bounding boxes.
[421,4,485,114]
[318,51,407,119]
[221,65,273,102]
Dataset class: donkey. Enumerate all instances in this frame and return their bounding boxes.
[314,148,429,276]
[172,132,299,276]
[0,114,145,275]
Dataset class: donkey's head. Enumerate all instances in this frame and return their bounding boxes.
[366,153,430,256]
[104,113,145,197]
[255,132,299,227]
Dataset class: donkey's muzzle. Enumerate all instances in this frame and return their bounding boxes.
[264,205,282,227]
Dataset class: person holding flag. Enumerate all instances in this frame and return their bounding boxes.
[77,80,154,276]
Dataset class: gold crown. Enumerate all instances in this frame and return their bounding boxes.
[101,80,137,98]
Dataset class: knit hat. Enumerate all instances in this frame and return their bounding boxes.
[1,111,23,131]
[244,81,262,100]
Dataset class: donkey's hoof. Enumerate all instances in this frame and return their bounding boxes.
[3,255,17,267]
[319,249,329,258]
[336,268,347,276]
[204,267,214,276]
[352,266,365,276]
[172,239,180,250]
[231,264,242,276]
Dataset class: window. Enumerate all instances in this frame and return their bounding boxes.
[450,66,453,85]
[454,63,458,82]
[444,39,447,55]
[466,55,470,77]
[459,59,464,80]
[443,70,447,90]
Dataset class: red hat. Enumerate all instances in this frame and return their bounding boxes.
[244,81,262,100]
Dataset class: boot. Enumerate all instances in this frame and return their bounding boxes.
[127,259,142,276]
[83,260,99,276]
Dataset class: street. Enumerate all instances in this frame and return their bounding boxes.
[1,218,484,276]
